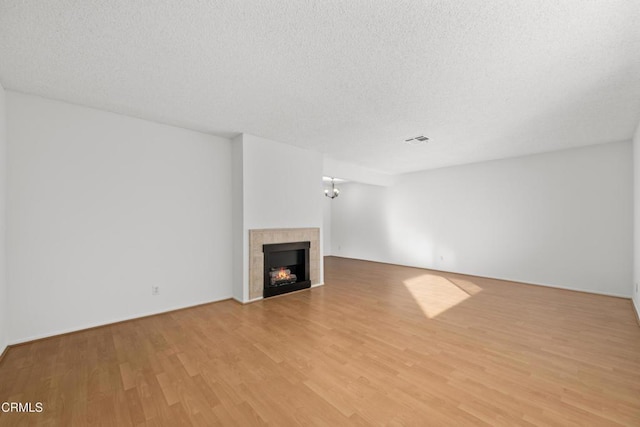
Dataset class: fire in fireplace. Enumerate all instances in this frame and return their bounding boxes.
[263,241,310,298]
[269,268,297,287]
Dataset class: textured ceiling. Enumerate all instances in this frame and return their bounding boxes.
[1,1,639,174]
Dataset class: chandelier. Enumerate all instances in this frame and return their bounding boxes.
[324,177,340,199]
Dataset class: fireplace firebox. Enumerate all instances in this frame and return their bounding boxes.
[262,241,311,298]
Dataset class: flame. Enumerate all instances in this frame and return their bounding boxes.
[275,268,289,279]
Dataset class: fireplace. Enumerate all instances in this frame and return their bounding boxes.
[249,228,319,300]
[263,241,311,298]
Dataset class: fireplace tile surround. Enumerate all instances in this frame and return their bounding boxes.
[249,227,320,300]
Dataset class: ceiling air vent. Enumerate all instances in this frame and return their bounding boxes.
[404,135,429,145]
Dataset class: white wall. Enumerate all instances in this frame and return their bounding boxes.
[332,142,633,297]
[231,134,245,301]
[322,155,393,258]
[6,92,233,343]
[322,195,332,256]
[331,183,391,261]
[633,123,640,316]
[242,134,323,231]
[0,84,7,355]
[323,157,394,187]
[233,134,324,301]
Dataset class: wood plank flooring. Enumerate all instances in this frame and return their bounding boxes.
[1,256,639,426]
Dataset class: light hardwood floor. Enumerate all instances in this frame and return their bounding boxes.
[1,256,639,426]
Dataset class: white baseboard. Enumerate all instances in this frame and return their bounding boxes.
[9,295,233,346]
[326,255,632,299]
[237,296,264,304]
[0,343,7,363]
[479,275,631,299]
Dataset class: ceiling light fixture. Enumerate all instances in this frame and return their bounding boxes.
[404,135,429,145]
[324,177,340,199]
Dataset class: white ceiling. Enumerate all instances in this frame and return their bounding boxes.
[1,1,639,175]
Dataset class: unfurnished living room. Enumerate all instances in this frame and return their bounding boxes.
[0,1,639,426]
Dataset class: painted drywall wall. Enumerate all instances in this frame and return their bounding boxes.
[6,92,233,343]
[242,134,323,231]
[233,133,324,301]
[0,84,7,355]
[323,157,394,187]
[322,195,332,256]
[331,183,391,261]
[633,123,640,316]
[332,142,633,297]
[231,134,245,302]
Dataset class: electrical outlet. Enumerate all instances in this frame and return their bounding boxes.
[636,282,639,293]
[152,286,160,296]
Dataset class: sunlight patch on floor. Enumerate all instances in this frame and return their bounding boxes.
[403,274,481,318]
[447,277,483,295]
